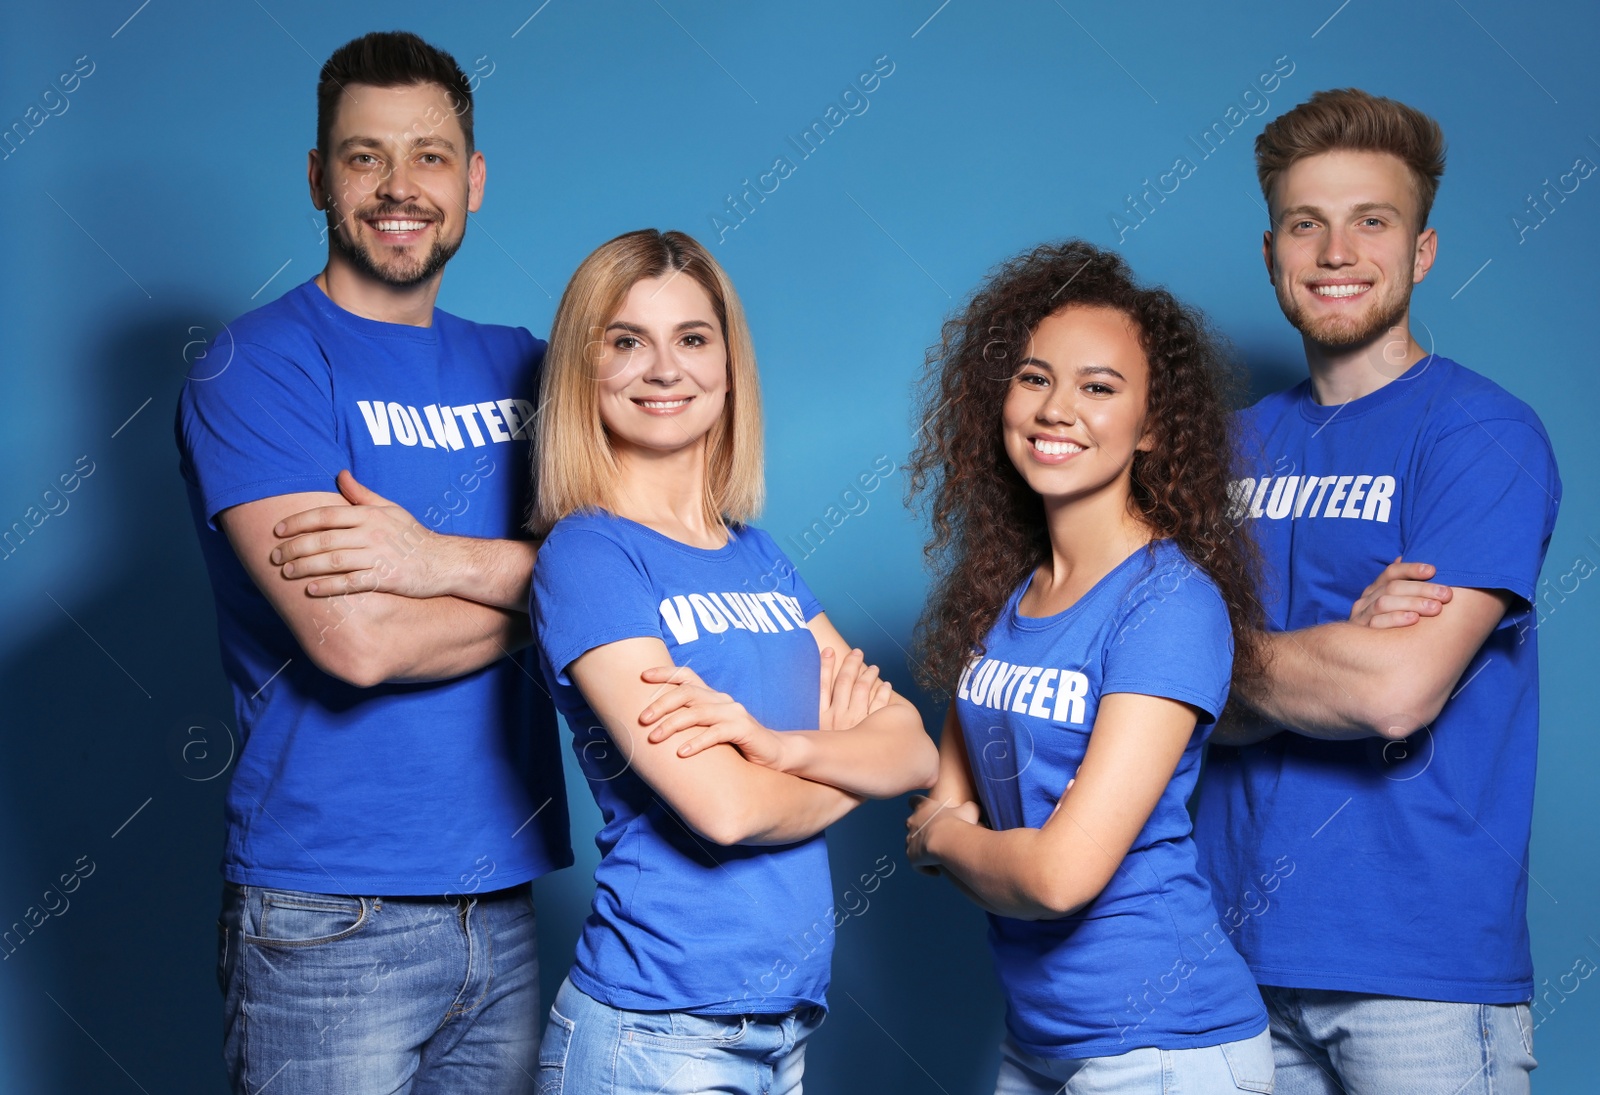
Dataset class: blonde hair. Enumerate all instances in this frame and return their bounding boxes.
[530,229,764,536]
[1257,88,1447,226]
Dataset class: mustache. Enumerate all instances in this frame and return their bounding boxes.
[352,204,440,223]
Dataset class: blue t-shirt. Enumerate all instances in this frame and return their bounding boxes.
[1194,355,1561,1003]
[533,510,835,1015]
[956,539,1267,1059]
[175,278,572,894]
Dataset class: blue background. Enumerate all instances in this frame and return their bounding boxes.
[1,1,1596,1091]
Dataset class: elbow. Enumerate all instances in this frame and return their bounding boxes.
[909,740,941,794]
[1359,675,1449,740]
[298,619,392,689]
[1026,874,1092,920]
[680,797,761,848]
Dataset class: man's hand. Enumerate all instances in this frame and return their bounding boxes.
[271,469,456,598]
[1349,556,1451,629]
[818,646,894,731]
[638,664,789,769]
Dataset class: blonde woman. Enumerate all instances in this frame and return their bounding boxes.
[529,228,937,1095]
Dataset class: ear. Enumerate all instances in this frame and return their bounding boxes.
[1261,229,1275,283]
[308,149,326,211]
[466,150,487,215]
[1412,225,1437,285]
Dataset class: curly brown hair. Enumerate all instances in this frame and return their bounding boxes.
[908,239,1266,696]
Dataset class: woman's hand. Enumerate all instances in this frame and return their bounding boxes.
[905,794,981,875]
[638,664,789,769]
[818,646,895,731]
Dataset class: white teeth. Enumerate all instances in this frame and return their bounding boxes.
[638,398,690,409]
[373,220,429,231]
[1033,438,1083,455]
[1312,283,1369,298]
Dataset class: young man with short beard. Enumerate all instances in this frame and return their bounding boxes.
[1196,88,1560,1093]
[176,31,569,1093]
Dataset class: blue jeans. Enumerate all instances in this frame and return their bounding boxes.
[994,1029,1274,1094]
[1263,986,1536,1094]
[536,976,824,1095]
[218,881,542,1095]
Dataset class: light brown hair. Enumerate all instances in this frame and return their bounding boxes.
[530,229,763,536]
[1256,88,1446,226]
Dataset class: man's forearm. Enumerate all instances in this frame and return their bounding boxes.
[318,589,531,686]
[1242,624,1422,741]
[425,536,537,611]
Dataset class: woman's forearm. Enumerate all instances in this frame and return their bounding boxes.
[776,700,939,798]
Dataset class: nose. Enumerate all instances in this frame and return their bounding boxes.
[375,156,420,206]
[1040,387,1077,426]
[1318,222,1355,267]
[642,346,683,386]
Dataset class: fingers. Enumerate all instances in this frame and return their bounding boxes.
[273,506,367,539]
[271,530,377,569]
[640,664,707,690]
[1368,610,1423,630]
[336,469,390,505]
[828,647,867,712]
[1371,593,1446,618]
[302,571,387,597]
[866,678,894,715]
[639,683,727,732]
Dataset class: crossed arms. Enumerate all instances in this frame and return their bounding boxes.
[1213,558,1512,744]
[219,470,938,846]
[216,469,535,687]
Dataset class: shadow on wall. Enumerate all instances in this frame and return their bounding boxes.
[0,310,237,1094]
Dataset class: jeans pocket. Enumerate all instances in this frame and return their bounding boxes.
[1220,1029,1275,1093]
[216,919,230,993]
[623,1010,748,1048]
[1512,1002,1535,1057]
[245,889,371,948]
[536,1005,575,1095]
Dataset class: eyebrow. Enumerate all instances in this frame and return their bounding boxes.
[605,320,715,334]
[1017,357,1126,381]
[335,134,459,155]
[1276,201,1405,224]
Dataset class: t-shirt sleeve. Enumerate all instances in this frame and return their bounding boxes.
[533,528,662,685]
[1101,564,1234,724]
[743,527,824,620]
[176,340,344,528]
[1405,418,1560,610]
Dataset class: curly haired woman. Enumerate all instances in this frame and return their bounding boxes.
[905,239,1276,1094]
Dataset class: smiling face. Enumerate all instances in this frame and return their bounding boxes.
[595,273,729,463]
[1264,149,1436,350]
[1002,304,1152,507]
[310,81,484,289]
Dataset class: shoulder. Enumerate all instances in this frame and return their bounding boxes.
[1421,357,1551,440]
[1116,543,1228,630]
[435,308,546,365]
[1237,381,1307,427]
[730,522,782,558]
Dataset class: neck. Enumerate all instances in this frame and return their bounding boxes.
[610,439,722,545]
[1303,311,1427,405]
[1039,479,1152,595]
[316,251,441,327]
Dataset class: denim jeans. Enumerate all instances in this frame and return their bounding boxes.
[994,1028,1274,1094]
[1263,986,1536,1095]
[218,881,541,1095]
[536,975,824,1095]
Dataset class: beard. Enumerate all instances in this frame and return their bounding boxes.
[1275,277,1412,351]
[325,204,463,288]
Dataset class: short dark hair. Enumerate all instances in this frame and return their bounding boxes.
[1256,88,1446,227]
[317,31,474,157]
